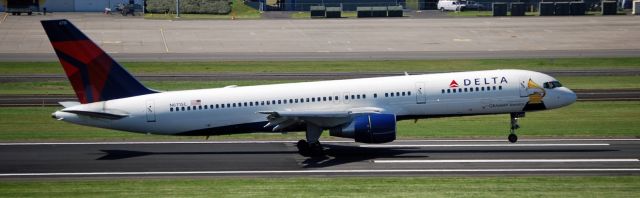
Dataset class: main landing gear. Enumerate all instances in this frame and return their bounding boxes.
[297,124,325,157]
[508,112,524,143]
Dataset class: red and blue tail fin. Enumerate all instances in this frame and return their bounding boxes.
[41,19,156,104]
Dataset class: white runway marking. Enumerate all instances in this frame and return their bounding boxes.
[373,159,640,163]
[359,143,610,148]
[0,139,637,146]
[2,169,640,177]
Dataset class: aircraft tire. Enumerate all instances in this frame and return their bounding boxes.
[508,134,518,143]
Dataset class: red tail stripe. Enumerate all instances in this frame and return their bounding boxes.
[60,59,87,104]
[52,40,103,64]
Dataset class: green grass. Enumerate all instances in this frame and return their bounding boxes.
[143,0,261,20]
[1,176,639,197]
[0,76,636,95]
[2,57,640,74]
[0,101,638,141]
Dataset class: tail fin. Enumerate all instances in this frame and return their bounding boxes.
[41,19,156,104]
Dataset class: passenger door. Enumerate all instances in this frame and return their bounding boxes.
[145,100,156,122]
[415,82,427,104]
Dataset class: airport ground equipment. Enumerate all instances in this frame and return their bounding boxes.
[492,2,507,16]
[510,2,526,16]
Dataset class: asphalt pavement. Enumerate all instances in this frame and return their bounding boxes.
[1,139,639,178]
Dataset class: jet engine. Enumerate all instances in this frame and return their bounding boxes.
[329,114,396,143]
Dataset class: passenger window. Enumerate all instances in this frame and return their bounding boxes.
[335,96,339,100]
[481,87,485,91]
[289,99,293,103]
[278,100,282,104]
[187,106,191,111]
[323,97,327,101]
[447,89,451,93]
[453,89,456,93]
[442,89,445,93]
[464,88,468,92]
[181,107,185,111]
[470,88,473,92]
[317,97,321,101]
[475,87,479,91]
[408,91,411,96]
[396,92,400,97]
[385,93,388,97]
[458,88,462,93]
[363,94,366,99]
[356,95,360,99]
[499,86,503,90]
[306,98,310,102]
[486,86,491,91]
[328,97,332,101]
[493,86,497,90]
[391,93,395,97]
[374,93,378,98]
[295,99,298,103]
[170,107,173,112]
[402,92,405,96]
[204,105,208,110]
[351,95,355,99]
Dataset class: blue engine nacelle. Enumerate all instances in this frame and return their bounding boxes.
[329,114,396,143]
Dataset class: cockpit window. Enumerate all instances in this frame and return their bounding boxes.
[543,81,563,89]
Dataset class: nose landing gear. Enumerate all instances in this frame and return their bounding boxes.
[509,112,524,143]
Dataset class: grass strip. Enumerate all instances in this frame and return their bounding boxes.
[0,101,637,141]
[1,57,639,74]
[1,176,639,197]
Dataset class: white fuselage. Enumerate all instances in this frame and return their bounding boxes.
[53,69,577,136]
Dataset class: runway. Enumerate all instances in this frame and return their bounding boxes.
[1,139,639,178]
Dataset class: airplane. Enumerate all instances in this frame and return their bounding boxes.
[44,19,577,156]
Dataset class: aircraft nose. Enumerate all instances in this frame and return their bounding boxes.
[548,87,577,109]
[565,88,577,104]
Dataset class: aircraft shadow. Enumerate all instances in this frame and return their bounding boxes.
[300,144,618,168]
[96,150,297,160]
[96,145,618,169]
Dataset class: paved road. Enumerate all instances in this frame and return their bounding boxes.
[1,139,639,178]
[2,49,640,61]
[1,13,639,60]
[2,69,639,82]
[0,89,637,106]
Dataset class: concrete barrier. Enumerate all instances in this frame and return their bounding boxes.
[539,2,555,16]
[602,1,617,15]
[511,2,526,16]
[492,3,507,16]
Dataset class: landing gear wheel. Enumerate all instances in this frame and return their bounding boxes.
[296,139,325,157]
[296,140,310,156]
[508,112,524,143]
[308,142,325,157]
[508,134,518,143]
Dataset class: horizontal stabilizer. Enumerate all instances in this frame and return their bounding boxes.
[62,110,128,120]
[59,101,81,108]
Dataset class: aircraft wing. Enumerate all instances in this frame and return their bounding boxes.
[258,107,383,131]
